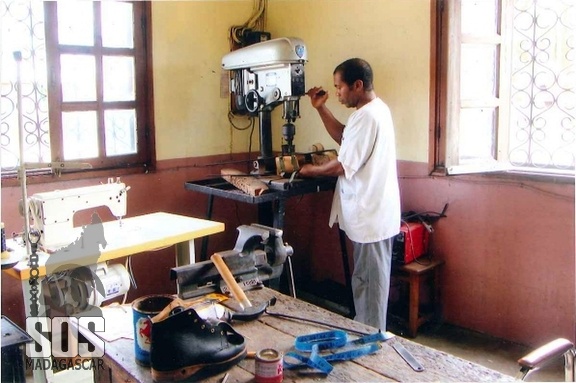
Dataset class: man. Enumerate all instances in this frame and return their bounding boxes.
[299,58,400,331]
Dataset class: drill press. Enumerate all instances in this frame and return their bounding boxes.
[222,37,307,173]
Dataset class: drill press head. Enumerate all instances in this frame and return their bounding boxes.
[221,37,307,112]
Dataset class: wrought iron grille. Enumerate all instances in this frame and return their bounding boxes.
[509,0,575,172]
[1,0,50,173]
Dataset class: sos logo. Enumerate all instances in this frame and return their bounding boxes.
[26,317,105,358]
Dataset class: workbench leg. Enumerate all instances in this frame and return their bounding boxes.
[408,273,420,338]
[175,239,195,266]
[200,195,214,262]
[434,267,442,321]
[257,201,274,228]
[273,198,286,230]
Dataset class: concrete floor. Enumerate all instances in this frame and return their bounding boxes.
[410,322,566,382]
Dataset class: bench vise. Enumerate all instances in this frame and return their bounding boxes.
[171,224,294,299]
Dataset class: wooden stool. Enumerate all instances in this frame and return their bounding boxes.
[391,259,445,337]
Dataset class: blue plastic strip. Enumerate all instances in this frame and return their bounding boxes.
[284,330,385,374]
[294,330,348,352]
[324,343,381,362]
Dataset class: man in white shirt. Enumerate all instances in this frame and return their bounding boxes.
[299,58,401,331]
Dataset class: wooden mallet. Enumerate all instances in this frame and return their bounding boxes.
[211,253,253,310]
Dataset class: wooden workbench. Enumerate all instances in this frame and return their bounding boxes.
[91,289,515,382]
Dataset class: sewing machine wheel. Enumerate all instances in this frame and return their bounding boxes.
[70,278,90,313]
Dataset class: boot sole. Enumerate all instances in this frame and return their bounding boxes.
[151,349,247,382]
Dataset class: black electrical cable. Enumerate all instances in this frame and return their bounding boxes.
[401,203,449,223]
[264,310,372,336]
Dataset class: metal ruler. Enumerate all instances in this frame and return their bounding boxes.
[391,341,424,372]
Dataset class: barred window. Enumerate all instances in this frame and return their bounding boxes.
[1,1,153,179]
[436,0,574,176]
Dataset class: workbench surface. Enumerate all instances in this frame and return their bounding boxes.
[92,288,515,382]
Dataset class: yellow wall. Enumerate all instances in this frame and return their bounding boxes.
[152,0,431,162]
[152,1,254,159]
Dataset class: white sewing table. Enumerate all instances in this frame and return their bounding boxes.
[2,211,224,383]
[4,212,224,281]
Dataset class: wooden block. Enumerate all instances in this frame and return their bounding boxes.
[221,168,269,196]
[275,150,338,175]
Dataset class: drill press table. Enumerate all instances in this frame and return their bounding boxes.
[185,176,337,233]
[87,288,515,382]
[185,176,340,299]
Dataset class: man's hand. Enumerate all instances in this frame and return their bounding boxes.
[298,159,345,178]
[298,163,315,178]
[306,87,328,109]
[305,86,345,145]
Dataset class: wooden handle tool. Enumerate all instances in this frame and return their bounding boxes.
[211,253,252,310]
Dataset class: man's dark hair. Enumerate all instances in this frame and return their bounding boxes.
[333,58,374,91]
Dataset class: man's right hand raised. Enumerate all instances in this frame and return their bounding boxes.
[306,87,328,109]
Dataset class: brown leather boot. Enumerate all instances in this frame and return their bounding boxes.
[150,306,246,382]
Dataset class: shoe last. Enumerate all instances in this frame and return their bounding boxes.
[150,306,246,382]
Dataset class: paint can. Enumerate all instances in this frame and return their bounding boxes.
[132,294,175,366]
[255,348,283,383]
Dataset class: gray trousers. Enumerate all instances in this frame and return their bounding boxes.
[351,238,393,331]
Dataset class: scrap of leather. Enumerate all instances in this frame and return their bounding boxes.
[151,294,229,324]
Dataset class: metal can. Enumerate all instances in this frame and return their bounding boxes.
[255,348,283,383]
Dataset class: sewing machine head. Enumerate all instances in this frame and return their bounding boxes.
[27,178,129,251]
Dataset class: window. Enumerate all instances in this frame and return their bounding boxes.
[435,0,574,176]
[1,0,153,179]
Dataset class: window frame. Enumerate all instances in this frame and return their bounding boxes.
[432,0,575,180]
[1,1,155,186]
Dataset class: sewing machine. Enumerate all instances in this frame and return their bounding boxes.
[21,179,132,315]
[27,178,130,251]
[171,223,295,299]
[222,37,307,171]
